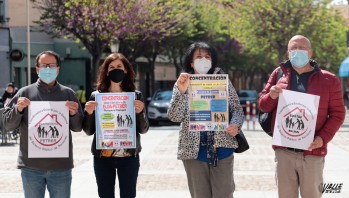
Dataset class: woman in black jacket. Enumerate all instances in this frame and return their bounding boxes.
[82,53,149,198]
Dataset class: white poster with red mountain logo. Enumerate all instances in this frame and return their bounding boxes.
[272,90,320,150]
[28,101,69,158]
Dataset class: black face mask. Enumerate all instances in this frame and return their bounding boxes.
[108,69,125,83]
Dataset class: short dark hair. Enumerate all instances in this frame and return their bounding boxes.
[7,83,14,88]
[182,42,218,74]
[35,50,61,66]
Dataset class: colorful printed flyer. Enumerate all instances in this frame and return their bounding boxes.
[272,90,320,150]
[95,92,136,149]
[28,101,69,158]
[188,74,229,131]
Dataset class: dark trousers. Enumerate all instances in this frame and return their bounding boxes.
[93,155,140,198]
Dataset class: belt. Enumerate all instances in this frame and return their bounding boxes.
[286,147,304,152]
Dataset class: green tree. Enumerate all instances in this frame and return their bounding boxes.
[162,0,245,74]
[192,1,243,72]
[224,0,347,73]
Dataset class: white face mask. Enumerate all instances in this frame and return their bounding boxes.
[193,58,212,74]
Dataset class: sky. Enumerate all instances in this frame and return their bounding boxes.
[331,0,348,5]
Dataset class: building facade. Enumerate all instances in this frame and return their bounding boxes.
[0,0,91,94]
[0,0,10,93]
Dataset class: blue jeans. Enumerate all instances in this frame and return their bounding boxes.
[21,167,72,198]
[94,155,140,198]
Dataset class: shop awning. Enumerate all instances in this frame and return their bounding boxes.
[339,56,349,77]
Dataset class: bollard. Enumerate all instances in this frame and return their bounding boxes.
[0,108,5,144]
[246,101,250,130]
[252,103,256,131]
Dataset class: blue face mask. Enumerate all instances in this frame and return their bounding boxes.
[290,50,309,68]
[39,68,58,84]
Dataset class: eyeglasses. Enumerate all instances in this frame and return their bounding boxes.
[37,64,59,68]
[288,46,309,52]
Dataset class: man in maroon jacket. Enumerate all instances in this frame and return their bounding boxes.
[259,35,345,198]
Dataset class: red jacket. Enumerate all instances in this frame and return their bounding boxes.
[259,60,345,156]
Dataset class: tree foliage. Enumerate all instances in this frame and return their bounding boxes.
[161,0,245,73]
[223,0,347,73]
[33,0,192,81]
[193,1,244,68]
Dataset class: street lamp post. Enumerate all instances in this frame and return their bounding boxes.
[110,39,120,53]
[26,0,31,85]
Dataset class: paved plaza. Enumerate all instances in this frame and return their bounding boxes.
[1,117,349,198]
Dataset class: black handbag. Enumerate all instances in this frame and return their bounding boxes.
[258,111,273,137]
[258,68,283,137]
[235,130,249,153]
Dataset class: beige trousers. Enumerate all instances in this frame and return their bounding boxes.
[182,154,235,198]
[275,148,324,198]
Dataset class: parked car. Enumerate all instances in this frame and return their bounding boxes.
[237,90,258,114]
[147,89,173,125]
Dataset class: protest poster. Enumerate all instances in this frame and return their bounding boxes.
[188,74,229,131]
[272,90,320,150]
[28,101,69,158]
[95,92,136,149]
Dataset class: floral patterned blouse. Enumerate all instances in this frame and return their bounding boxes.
[167,67,244,160]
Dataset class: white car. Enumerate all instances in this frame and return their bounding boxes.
[147,90,173,125]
